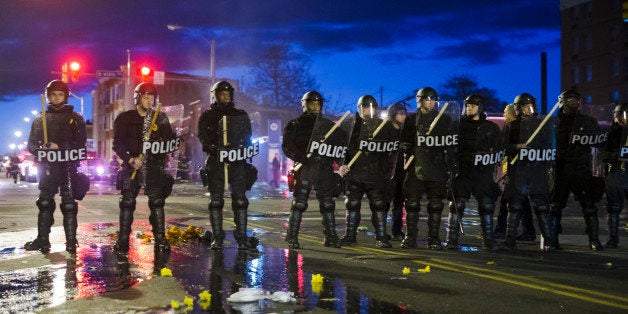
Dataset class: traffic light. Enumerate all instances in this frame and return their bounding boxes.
[69,61,80,82]
[137,66,152,82]
[61,63,68,83]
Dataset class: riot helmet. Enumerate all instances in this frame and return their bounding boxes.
[301,91,324,114]
[464,94,484,117]
[357,95,378,118]
[45,80,70,105]
[416,87,439,112]
[211,81,234,106]
[558,89,581,114]
[134,82,158,106]
[613,102,628,126]
[387,102,408,126]
[513,92,537,116]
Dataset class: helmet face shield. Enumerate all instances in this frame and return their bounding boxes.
[357,95,378,118]
[415,87,438,111]
[304,99,322,114]
[614,104,628,126]
[417,96,439,111]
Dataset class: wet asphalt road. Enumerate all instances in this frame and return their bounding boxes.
[1,177,627,313]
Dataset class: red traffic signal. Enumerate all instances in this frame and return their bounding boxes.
[137,66,152,82]
[69,61,80,82]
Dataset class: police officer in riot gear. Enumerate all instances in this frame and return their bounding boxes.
[24,80,87,254]
[386,102,408,240]
[113,82,177,255]
[445,94,502,250]
[400,87,452,250]
[339,95,400,248]
[604,103,628,248]
[551,90,603,250]
[198,81,258,250]
[282,91,342,249]
[500,93,555,251]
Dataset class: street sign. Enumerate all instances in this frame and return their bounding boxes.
[153,71,165,85]
[96,70,123,79]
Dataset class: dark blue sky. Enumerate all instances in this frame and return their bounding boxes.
[0,0,561,154]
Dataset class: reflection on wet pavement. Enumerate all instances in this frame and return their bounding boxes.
[0,221,414,313]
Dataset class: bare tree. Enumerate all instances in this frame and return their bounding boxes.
[439,74,502,113]
[248,44,318,108]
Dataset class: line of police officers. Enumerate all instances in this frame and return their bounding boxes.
[23,80,624,261]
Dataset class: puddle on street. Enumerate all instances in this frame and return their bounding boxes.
[0,222,415,313]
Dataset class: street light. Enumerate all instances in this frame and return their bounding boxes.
[14,131,22,138]
[167,23,215,84]
[69,92,84,116]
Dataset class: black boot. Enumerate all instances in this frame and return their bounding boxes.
[153,247,171,275]
[517,203,536,241]
[537,211,556,252]
[480,214,498,250]
[25,208,54,253]
[585,213,603,251]
[401,211,419,249]
[114,208,134,255]
[607,212,620,248]
[63,213,78,254]
[234,209,258,250]
[445,204,460,250]
[373,210,392,248]
[321,211,341,248]
[500,210,522,250]
[340,210,360,246]
[286,210,302,249]
[209,209,224,250]
[427,211,443,250]
[391,208,404,240]
[150,206,170,252]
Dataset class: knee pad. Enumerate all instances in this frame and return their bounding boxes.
[427,201,444,214]
[508,200,523,213]
[232,196,249,209]
[535,204,550,215]
[345,198,361,211]
[119,197,136,211]
[405,199,420,212]
[36,197,55,211]
[370,199,386,212]
[292,199,308,212]
[583,205,598,216]
[60,200,78,214]
[452,201,466,212]
[607,205,622,214]
[319,198,335,213]
[148,197,165,209]
[479,198,495,215]
[209,198,224,210]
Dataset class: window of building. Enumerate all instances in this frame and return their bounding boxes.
[583,2,592,18]
[572,67,580,84]
[572,36,579,55]
[585,64,592,81]
[585,95,592,104]
[582,33,592,50]
[610,25,619,42]
[571,5,579,20]
[611,90,619,102]
[612,58,620,76]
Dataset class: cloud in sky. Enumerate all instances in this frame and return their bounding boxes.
[0,0,561,151]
